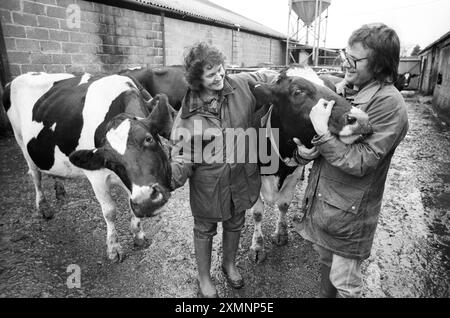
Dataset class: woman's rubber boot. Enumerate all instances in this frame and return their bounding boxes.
[221,230,244,289]
[194,236,218,298]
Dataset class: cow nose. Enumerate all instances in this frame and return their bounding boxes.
[130,183,167,205]
[149,183,165,203]
[130,183,171,218]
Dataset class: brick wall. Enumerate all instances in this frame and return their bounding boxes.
[0,0,164,77]
[0,0,285,78]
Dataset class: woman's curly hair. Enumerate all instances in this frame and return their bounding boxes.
[348,23,400,84]
[183,42,226,91]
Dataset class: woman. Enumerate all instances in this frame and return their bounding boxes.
[170,42,277,298]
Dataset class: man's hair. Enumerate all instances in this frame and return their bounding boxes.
[348,23,400,83]
[183,42,226,91]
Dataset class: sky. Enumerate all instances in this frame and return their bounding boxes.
[209,0,450,53]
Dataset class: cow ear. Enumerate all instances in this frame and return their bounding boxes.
[143,95,159,114]
[69,148,106,170]
[251,82,274,106]
[146,93,175,139]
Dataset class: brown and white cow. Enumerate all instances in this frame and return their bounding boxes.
[248,66,372,262]
[3,72,174,261]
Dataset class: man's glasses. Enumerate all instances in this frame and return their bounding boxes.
[340,49,369,68]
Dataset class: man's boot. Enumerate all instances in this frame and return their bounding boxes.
[194,236,218,298]
[319,264,337,298]
[221,230,244,289]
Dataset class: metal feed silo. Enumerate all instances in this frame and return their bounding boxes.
[286,0,332,66]
[291,0,331,26]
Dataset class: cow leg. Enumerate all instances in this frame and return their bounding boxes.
[13,131,54,219]
[27,166,54,219]
[273,203,289,246]
[272,166,305,246]
[128,209,149,248]
[86,172,124,262]
[249,196,267,264]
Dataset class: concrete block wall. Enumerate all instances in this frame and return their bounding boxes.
[270,38,285,65]
[0,0,164,77]
[238,32,282,67]
[164,17,233,66]
[165,16,284,67]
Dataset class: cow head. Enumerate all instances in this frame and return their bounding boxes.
[395,72,419,91]
[252,66,372,148]
[69,94,175,218]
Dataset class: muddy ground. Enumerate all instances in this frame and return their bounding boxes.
[0,93,448,298]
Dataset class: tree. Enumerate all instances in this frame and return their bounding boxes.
[411,45,421,56]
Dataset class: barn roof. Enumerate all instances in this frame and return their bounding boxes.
[124,0,287,39]
[419,31,450,54]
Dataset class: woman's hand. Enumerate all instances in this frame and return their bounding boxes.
[293,138,319,159]
[283,138,319,167]
[309,99,335,136]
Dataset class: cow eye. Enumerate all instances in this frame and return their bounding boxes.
[347,115,357,125]
[144,134,154,145]
[293,89,304,96]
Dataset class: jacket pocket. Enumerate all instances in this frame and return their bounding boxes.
[189,174,222,219]
[313,176,365,239]
[317,175,365,214]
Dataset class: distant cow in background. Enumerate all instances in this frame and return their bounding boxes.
[3,71,175,262]
[395,72,419,91]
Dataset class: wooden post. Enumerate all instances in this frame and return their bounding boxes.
[286,0,291,65]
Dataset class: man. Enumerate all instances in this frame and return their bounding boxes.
[293,23,409,297]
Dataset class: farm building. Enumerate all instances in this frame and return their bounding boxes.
[419,31,450,124]
[0,0,288,87]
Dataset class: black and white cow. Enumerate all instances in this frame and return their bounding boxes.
[118,65,187,110]
[394,72,419,91]
[3,71,174,261]
[248,66,371,262]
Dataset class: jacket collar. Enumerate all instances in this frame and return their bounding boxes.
[181,76,235,119]
[351,80,382,105]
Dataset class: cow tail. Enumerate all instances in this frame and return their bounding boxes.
[2,82,11,112]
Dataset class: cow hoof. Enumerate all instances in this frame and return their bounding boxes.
[55,184,66,201]
[249,248,267,264]
[32,210,41,219]
[108,244,125,263]
[272,233,288,246]
[133,235,150,248]
[38,200,54,220]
